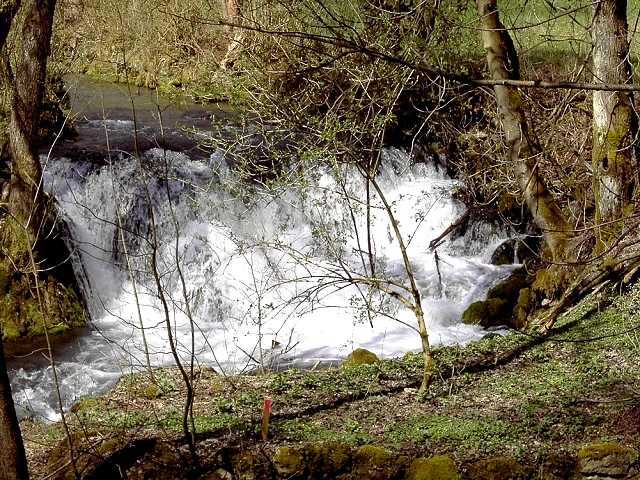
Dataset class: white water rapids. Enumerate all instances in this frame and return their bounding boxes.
[8,122,515,421]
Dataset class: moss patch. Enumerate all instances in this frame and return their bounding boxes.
[342,348,380,367]
[407,455,460,480]
[0,269,85,341]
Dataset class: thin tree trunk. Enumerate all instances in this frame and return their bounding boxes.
[6,0,57,238]
[476,0,571,261]
[220,0,244,69]
[592,0,637,247]
[0,339,29,480]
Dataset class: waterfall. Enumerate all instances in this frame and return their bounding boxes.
[8,120,514,421]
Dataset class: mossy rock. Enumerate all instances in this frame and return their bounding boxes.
[463,267,534,329]
[70,396,101,415]
[273,446,305,478]
[47,432,129,480]
[0,213,86,341]
[487,267,531,302]
[539,451,577,480]
[233,449,274,480]
[461,298,509,327]
[0,270,85,341]
[512,288,533,329]
[342,348,379,367]
[306,442,352,478]
[532,265,573,301]
[490,240,516,266]
[350,445,404,480]
[577,443,638,478]
[407,455,460,480]
[467,456,528,480]
[143,384,162,399]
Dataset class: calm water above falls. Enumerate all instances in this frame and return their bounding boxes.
[8,79,515,420]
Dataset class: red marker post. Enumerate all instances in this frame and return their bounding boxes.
[262,397,273,441]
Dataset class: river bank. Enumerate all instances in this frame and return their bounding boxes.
[21,281,640,479]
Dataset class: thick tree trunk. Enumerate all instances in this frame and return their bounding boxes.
[6,0,57,239]
[476,0,571,261]
[592,0,637,246]
[0,4,30,480]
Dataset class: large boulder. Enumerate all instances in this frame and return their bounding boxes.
[490,239,517,266]
[462,267,534,329]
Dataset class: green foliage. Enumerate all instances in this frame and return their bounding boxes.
[278,418,375,445]
[385,414,513,452]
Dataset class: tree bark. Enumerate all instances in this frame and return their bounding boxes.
[0,338,29,480]
[0,4,30,480]
[220,0,244,69]
[6,0,57,238]
[0,1,20,49]
[592,0,637,247]
[476,0,571,261]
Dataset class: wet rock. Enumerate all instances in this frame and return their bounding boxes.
[462,298,509,327]
[273,446,305,478]
[490,236,540,266]
[487,268,531,300]
[577,443,638,478]
[462,267,534,329]
[514,236,541,264]
[467,456,528,480]
[491,239,516,265]
[342,348,379,367]
[407,455,460,480]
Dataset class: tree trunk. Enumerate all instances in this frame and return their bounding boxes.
[0,4,30,480]
[220,0,244,69]
[0,339,29,480]
[475,0,571,261]
[6,0,57,240]
[592,0,637,247]
[0,1,20,49]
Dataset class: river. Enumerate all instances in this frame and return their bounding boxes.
[8,76,515,420]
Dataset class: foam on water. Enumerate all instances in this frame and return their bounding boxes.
[9,147,514,420]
